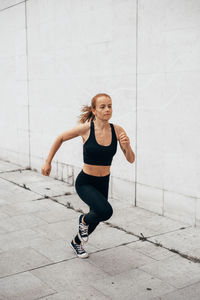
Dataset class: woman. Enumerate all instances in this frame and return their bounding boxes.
[41,93,135,259]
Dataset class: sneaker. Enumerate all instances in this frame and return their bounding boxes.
[70,240,89,258]
[78,214,89,243]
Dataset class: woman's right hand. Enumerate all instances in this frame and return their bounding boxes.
[41,161,51,176]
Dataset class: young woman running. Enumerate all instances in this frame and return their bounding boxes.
[41,93,135,258]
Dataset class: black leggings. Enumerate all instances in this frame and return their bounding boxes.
[74,169,113,244]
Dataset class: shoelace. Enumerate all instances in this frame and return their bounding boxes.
[79,222,89,235]
[75,243,85,254]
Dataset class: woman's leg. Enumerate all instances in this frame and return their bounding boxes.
[76,184,113,223]
[74,184,113,244]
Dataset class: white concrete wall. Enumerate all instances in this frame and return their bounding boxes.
[136,0,200,227]
[0,0,200,226]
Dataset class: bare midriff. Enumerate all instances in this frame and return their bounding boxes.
[82,163,111,177]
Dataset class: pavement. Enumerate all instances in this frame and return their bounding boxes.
[0,159,200,300]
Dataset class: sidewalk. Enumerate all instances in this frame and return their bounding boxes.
[0,159,200,300]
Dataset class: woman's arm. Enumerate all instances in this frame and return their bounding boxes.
[115,125,135,164]
[45,136,63,164]
[41,122,88,176]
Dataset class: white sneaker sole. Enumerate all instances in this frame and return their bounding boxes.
[70,243,89,259]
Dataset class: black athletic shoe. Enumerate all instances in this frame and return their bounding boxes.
[70,240,89,258]
[78,214,89,243]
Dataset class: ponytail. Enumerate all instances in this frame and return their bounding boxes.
[78,105,95,123]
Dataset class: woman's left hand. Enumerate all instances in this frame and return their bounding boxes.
[119,131,130,149]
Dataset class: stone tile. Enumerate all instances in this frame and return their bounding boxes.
[0,169,48,184]
[57,194,89,212]
[29,237,80,262]
[32,218,78,241]
[0,247,52,277]
[0,178,40,203]
[0,226,7,234]
[27,180,75,197]
[31,259,108,292]
[30,217,98,255]
[1,189,40,204]
[88,244,155,276]
[139,254,200,288]
[0,211,9,220]
[152,281,200,300]
[32,203,77,223]
[110,206,188,237]
[110,217,159,238]
[136,215,189,236]
[0,160,22,172]
[0,197,7,205]
[0,214,48,232]
[88,226,138,250]
[1,198,61,217]
[90,268,175,300]
[0,271,55,300]
[126,240,176,261]
[149,226,200,259]
[42,285,111,299]
[0,229,44,251]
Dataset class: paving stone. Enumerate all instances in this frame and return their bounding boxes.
[110,207,188,237]
[32,218,78,241]
[26,180,75,197]
[0,226,7,234]
[126,240,176,261]
[139,254,200,288]
[31,259,109,292]
[29,236,84,262]
[152,280,200,300]
[30,217,97,255]
[0,177,40,202]
[41,284,111,299]
[88,225,138,250]
[32,203,77,223]
[0,161,23,172]
[88,244,156,276]
[0,197,7,205]
[0,170,48,184]
[110,218,157,237]
[1,198,63,217]
[0,210,9,219]
[0,213,48,232]
[57,194,89,212]
[0,229,44,251]
[0,271,55,299]
[90,268,175,300]
[149,226,200,259]
[0,247,52,277]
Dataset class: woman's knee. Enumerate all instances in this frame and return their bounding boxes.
[100,204,113,221]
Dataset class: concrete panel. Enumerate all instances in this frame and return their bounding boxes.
[164,190,196,225]
[136,183,163,214]
[0,271,55,300]
[90,267,175,300]
[139,254,200,288]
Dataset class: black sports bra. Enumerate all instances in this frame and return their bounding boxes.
[83,120,117,166]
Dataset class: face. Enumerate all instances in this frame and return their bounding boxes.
[92,96,112,121]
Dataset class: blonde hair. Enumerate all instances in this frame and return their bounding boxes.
[78,93,111,123]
